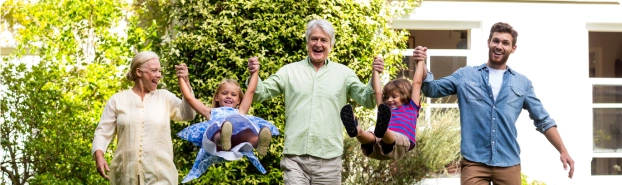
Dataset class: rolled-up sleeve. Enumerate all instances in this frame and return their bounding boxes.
[523,81,557,133]
[422,71,435,83]
[91,98,117,156]
[346,70,375,109]
[251,69,285,103]
[421,70,460,98]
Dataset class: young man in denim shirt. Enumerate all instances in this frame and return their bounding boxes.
[413,22,574,185]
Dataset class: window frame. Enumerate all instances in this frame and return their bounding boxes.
[587,23,622,178]
[392,20,482,121]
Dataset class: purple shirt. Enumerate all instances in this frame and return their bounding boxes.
[388,99,420,145]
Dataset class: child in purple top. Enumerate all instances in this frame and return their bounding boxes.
[340,56,423,160]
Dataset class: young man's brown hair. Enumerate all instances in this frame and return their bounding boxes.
[489,22,519,46]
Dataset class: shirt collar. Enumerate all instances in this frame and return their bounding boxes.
[477,63,515,75]
[305,56,330,67]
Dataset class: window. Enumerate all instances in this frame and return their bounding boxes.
[392,21,480,119]
[592,158,622,175]
[397,29,471,104]
[588,30,622,177]
[391,20,482,177]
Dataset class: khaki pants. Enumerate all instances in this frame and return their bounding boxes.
[362,130,411,161]
[280,155,342,185]
[460,159,521,185]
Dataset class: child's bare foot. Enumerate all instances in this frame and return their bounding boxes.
[374,104,391,138]
[256,127,272,156]
[220,121,232,151]
[340,104,358,138]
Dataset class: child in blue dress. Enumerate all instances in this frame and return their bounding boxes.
[175,63,279,183]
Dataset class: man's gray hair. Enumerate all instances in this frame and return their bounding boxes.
[305,19,336,47]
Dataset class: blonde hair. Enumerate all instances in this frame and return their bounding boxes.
[212,79,244,108]
[126,51,159,81]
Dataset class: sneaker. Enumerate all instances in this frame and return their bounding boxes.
[374,104,392,138]
[220,121,232,151]
[256,127,272,156]
[340,104,358,138]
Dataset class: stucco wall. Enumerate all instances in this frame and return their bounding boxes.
[404,1,622,185]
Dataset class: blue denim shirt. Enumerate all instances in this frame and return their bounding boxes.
[421,63,557,167]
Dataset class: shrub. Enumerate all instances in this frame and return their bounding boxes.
[342,98,462,184]
[522,173,547,185]
[144,0,421,184]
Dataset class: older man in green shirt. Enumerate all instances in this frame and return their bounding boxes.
[247,19,384,184]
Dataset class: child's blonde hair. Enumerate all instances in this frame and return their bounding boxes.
[382,78,412,104]
[212,79,244,108]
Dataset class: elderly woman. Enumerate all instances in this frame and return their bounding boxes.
[91,51,196,184]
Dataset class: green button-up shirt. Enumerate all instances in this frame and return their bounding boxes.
[252,57,376,159]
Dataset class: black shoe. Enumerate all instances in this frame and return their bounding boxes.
[374,104,392,138]
[340,104,358,138]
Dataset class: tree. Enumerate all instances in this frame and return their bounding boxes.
[1,0,149,184]
[0,0,459,184]
[139,0,421,184]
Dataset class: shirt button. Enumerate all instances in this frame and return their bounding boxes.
[489,95,492,97]
[493,106,496,109]
[493,130,495,132]
[492,141,495,144]
[493,118,496,120]
[488,84,491,86]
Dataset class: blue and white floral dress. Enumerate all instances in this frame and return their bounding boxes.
[177,107,280,183]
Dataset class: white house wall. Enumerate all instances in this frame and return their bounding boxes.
[400,1,622,185]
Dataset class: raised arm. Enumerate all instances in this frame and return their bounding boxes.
[412,59,425,106]
[413,46,428,84]
[239,57,259,114]
[372,57,383,107]
[247,57,285,103]
[414,46,459,98]
[347,56,383,109]
[176,64,212,119]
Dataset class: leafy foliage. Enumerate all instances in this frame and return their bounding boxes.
[149,0,420,184]
[522,173,547,185]
[1,0,430,184]
[1,0,144,184]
